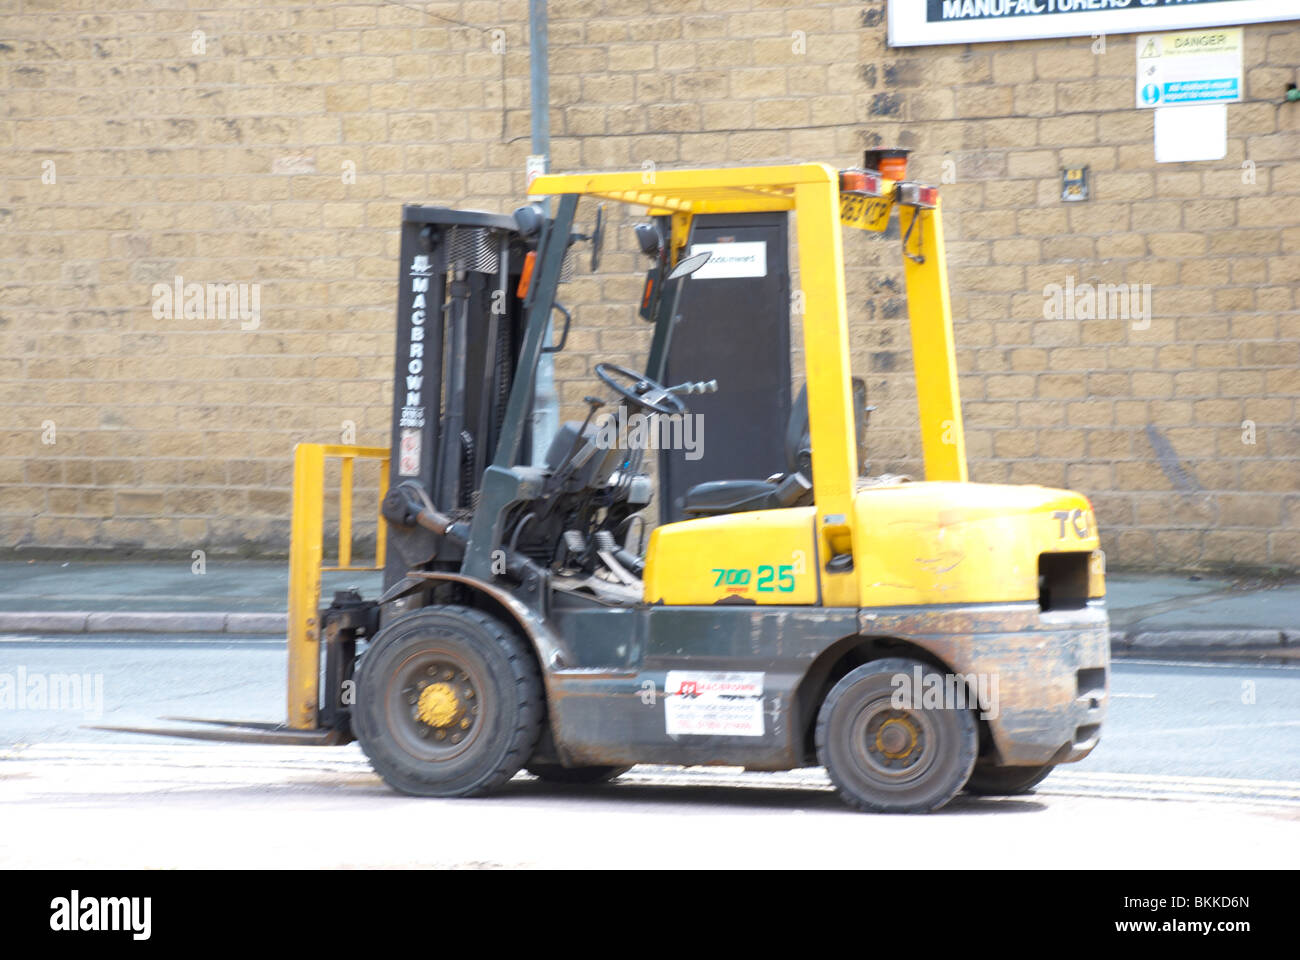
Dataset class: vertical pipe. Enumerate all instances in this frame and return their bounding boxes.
[529,0,549,157]
[529,0,558,463]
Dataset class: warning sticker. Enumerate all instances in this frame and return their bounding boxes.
[398,427,421,477]
[1136,28,1243,108]
[664,671,765,738]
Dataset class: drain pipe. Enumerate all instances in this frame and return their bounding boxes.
[528,0,558,464]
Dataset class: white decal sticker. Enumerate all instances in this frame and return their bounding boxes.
[664,670,765,737]
[688,242,767,280]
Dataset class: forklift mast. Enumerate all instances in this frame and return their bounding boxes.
[384,206,530,590]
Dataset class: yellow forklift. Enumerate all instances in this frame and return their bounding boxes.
[128,162,1109,813]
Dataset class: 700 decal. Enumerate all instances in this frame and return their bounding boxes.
[712,564,797,592]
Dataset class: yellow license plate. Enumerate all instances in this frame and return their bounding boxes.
[839,193,893,232]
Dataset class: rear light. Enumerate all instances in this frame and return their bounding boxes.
[1088,549,1106,598]
[865,148,909,181]
[839,168,883,196]
[516,250,536,298]
[896,182,939,208]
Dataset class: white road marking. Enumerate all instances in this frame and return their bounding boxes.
[1104,720,1300,737]
[1117,658,1300,671]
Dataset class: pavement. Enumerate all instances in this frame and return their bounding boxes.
[5,743,1297,868]
[0,559,1296,656]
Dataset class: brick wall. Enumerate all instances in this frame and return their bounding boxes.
[1,1,1296,570]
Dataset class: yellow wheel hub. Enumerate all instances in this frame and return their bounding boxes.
[875,717,918,759]
[417,682,460,728]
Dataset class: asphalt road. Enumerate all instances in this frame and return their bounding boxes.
[2,637,1298,868]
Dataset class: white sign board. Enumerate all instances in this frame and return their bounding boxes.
[1154,103,1227,162]
[1136,28,1243,107]
[688,241,768,280]
[888,0,1296,47]
[525,154,547,190]
[663,671,765,738]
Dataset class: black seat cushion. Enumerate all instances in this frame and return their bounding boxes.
[681,479,781,517]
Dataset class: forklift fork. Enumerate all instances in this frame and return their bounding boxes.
[90,444,390,747]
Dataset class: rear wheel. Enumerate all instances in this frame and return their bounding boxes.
[816,657,977,814]
[526,763,631,784]
[353,606,543,797]
[964,762,1054,796]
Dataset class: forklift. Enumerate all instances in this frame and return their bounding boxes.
[124,162,1109,814]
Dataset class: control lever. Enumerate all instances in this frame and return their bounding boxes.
[667,379,718,396]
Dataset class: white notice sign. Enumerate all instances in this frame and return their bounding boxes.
[664,671,765,737]
[1154,103,1227,163]
[688,242,767,280]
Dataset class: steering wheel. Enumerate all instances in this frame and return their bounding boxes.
[594,362,688,416]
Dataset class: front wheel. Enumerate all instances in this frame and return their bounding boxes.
[816,658,977,814]
[964,762,1055,796]
[352,606,544,797]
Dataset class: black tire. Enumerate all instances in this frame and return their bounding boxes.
[816,657,977,814]
[964,762,1054,796]
[526,763,632,784]
[353,605,543,798]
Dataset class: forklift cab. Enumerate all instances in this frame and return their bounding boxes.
[681,379,873,518]
[378,167,906,607]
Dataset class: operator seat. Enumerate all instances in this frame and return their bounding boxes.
[680,385,814,517]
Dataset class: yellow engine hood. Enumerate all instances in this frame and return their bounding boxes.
[853,481,1101,607]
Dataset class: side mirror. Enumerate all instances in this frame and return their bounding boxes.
[590,204,605,272]
[634,221,663,258]
[666,251,712,281]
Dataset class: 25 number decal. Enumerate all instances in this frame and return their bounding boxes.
[714,565,795,592]
[757,564,796,592]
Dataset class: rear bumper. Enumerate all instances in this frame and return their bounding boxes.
[859,600,1109,767]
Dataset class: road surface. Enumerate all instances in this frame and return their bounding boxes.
[1,637,1297,868]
